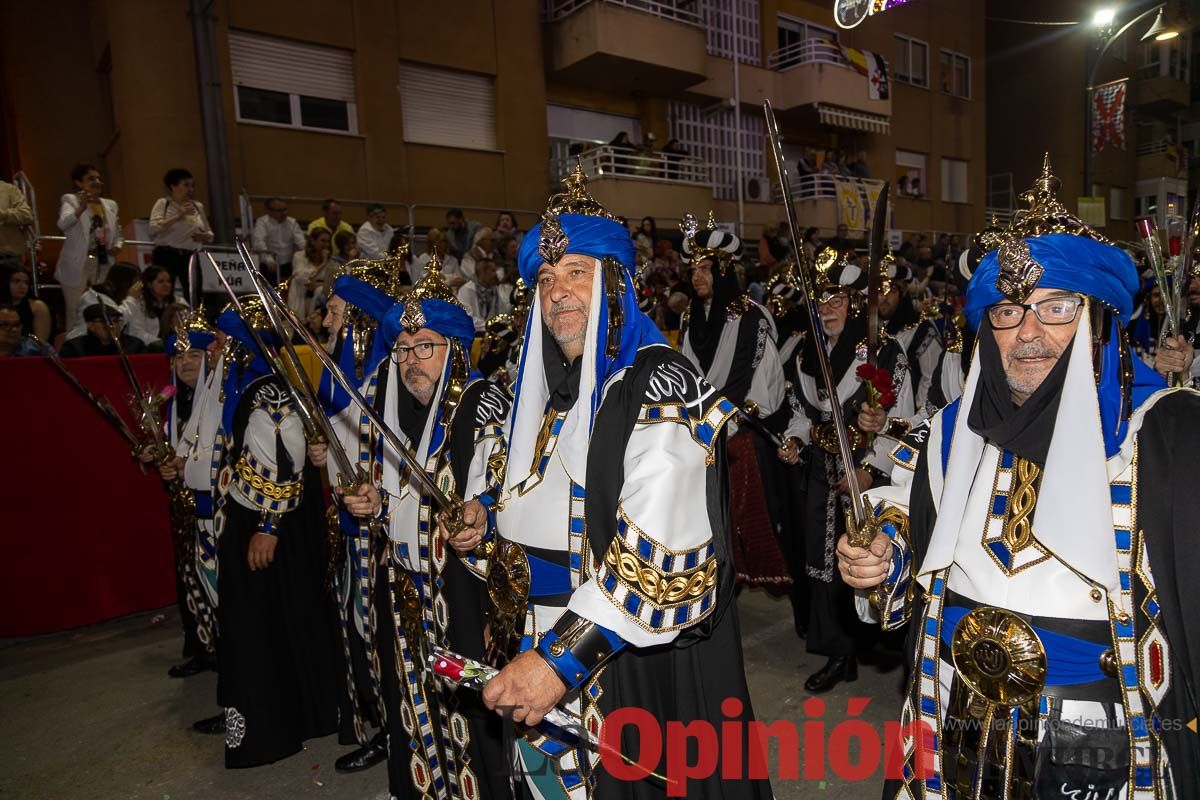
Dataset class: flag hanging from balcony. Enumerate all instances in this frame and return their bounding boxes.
[1091,79,1127,153]
[839,44,890,101]
[835,178,891,231]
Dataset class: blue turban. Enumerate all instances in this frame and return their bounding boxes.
[963,233,1164,456]
[319,275,400,414]
[164,330,214,357]
[216,308,283,432]
[964,233,1139,331]
[379,298,476,354]
[509,213,665,437]
[332,274,395,322]
[517,214,636,285]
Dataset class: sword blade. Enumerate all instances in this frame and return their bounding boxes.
[865,182,891,368]
[763,101,866,529]
[231,240,361,486]
[32,335,142,447]
[204,251,324,444]
[236,250,458,511]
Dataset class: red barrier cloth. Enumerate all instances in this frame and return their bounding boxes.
[0,354,177,636]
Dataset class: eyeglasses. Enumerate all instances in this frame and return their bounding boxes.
[987,295,1084,330]
[392,341,448,363]
[817,292,849,308]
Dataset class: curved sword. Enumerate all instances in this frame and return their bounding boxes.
[763,100,868,542]
[233,244,461,513]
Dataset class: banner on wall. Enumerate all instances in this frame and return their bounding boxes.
[1091,79,1127,153]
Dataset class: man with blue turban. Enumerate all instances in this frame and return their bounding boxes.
[332,257,511,799]
[305,256,407,775]
[144,308,222,680]
[838,157,1200,799]
[199,297,341,767]
[441,166,771,799]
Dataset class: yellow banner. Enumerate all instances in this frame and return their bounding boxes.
[835,178,886,231]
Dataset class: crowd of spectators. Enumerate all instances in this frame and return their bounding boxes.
[794,146,871,180]
[0,161,978,362]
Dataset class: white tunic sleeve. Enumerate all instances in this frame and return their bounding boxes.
[567,367,735,648]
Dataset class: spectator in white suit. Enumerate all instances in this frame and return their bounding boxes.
[56,163,124,326]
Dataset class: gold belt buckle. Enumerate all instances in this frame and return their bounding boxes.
[950,606,1047,707]
[812,422,868,455]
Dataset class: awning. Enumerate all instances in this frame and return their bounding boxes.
[816,103,890,134]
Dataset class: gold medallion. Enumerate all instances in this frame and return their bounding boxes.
[486,539,530,618]
[951,606,1046,707]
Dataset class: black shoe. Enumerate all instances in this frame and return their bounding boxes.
[804,656,858,694]
[335,733,388,773]
[192,713,226,735]
[168,654,215,679]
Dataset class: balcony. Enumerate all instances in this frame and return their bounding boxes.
[551,144,715,219]
[1136,138,1185,180]
[772,174,888,236]
[772,40,890,121]
[691,39,890,133]
[543,0,708,95]
[1131,63,1190,115]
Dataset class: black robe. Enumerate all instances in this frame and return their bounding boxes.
[585,346,773,799]
[216,375,342,769]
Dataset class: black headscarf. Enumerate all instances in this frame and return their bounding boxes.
[542,320,582,412]
[800,312,867,381]
[686,262,741,372]
[966,319,1073,466]
[883,290,920,334]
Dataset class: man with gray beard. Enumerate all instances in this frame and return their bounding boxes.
[336,259,511,800]
[839,159,1200,800]
[439,168,770,800]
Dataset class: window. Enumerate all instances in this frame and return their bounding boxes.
[894,35,928,88]
[1143,36,1191,80]
[398,62,497,151]
[896,150,927,197]
[1110,187,1128,220]
[941,158,968,203]
[1136,195,1157,218]
[777,14,837,52]
[229,31,357,134]
[669,100,764,201]
[939,49,971,98]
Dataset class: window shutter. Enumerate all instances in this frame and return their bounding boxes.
[399,62,497,151]
[228,31,355,102]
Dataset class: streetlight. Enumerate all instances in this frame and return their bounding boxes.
[1093,7,1117,28]
[1083,3,1182,200]
[1143,7,1180,40]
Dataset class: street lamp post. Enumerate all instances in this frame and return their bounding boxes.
[1083,3,1178,198]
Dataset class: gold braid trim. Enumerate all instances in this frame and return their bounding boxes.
[1003,457,1040,553]
[604,538,717,606]
[235,456,302,501]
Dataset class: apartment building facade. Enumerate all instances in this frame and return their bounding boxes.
[1,0,987,249]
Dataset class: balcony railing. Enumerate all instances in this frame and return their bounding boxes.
[767,38,848,72]
[772,173,885,202]
[1136,138,1176,157]
[552,145,712,186]
[542,0,702,26]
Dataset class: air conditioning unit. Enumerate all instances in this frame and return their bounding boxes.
[744,175,772,202]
